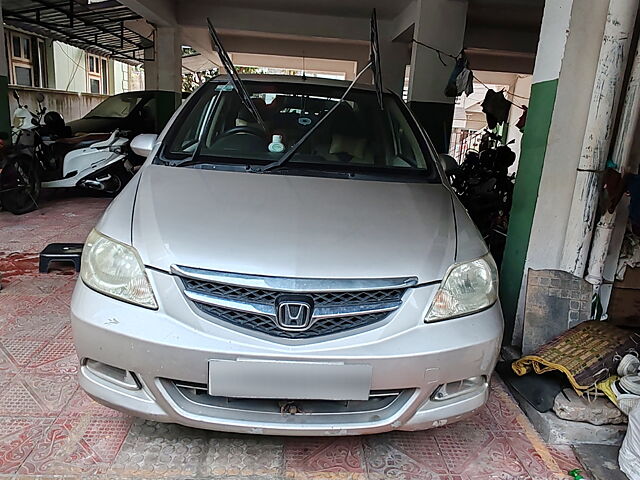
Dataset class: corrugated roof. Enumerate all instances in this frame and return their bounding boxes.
[3,0,152,64]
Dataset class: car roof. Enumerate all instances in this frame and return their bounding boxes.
[211,74,379,93]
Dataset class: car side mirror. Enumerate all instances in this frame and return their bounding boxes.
[130,133,158,157]
[438,153,458,174]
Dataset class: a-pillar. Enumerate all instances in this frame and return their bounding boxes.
[0,2,11,142]
[499,0,612,346]
[144,26,182,132]
[407,0,467,153]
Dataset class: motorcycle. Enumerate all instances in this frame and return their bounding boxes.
[1,91,134,214]
[450,130,516,267]
[0,93,43,214]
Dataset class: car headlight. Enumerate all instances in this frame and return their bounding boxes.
[81,229,158,309]
[425,254,498,322]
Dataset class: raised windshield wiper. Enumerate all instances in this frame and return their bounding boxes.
[206,18,266,131]
[253,9,384,173]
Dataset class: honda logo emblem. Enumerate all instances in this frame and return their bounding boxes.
[276,297,314,331]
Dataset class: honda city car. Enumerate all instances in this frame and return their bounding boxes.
[70,75,504,435]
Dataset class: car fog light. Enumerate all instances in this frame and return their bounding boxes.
[84,359,140,390]
[431,376,486,401]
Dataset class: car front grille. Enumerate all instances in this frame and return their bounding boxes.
[196,304,391,339]
[173,266,416,339]
[181,277,406,307]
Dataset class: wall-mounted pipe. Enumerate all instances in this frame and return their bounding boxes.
[561,0,639,277]
[586,38,640,285]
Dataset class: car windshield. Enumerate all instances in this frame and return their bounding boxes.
[160,81,438,181]
[85,92,146,119]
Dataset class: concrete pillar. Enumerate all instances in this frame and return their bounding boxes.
[144,26,181,91]
[500,0,610,345]
[380,41,410,98]
[407,0,467,153]
[0,2,11,141]
[144,26,182,132]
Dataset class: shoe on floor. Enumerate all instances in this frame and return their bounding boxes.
[618,354,640,377]
[620,375,640,396]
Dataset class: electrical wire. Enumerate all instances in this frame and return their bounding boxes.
[410,38,530,109]
[58,44,86,91]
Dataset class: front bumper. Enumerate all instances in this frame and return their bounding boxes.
[71,269,503,435]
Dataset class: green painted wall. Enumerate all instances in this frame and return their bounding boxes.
[500,78,559,342]
[0,75,10,142]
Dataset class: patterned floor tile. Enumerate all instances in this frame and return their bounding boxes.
[0,195,590,480]
[0,417,54,474]
[285,437,365,479]
[506,433,565,480]
[0,347,19,375]
[485,378,527,432]
[2,277,67,297]
[25,341,78,375]
[364,433,446,480]
[61,389,129,419]
[201,434,284,476]
[0,313,67,342]
[109,419,208,477]
[0,295,52,321]
[0,373,77,417]
[18,416,131,475]
[0,339,50,370]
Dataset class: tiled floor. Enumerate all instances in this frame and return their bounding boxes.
[0,194,585,479]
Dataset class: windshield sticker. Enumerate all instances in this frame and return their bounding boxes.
[298,117,312,126]
[215,83,234,92]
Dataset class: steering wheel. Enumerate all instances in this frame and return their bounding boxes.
[216,126,268,141]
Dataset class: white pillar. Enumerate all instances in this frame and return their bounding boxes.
[407,0,467,152]
[561,0,640,276]
[501,0,610,346]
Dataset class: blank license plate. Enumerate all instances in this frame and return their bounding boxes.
[208,359,372,400]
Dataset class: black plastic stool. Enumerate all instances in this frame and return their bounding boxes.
[39,243,84,273]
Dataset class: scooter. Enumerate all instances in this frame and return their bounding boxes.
[8,91,133,203]
[42,129,133,194]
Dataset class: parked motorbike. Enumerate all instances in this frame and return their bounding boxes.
[1,91,134,214]
[449,130,516,267]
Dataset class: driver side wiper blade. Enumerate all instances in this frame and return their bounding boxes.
[206,18,266,132]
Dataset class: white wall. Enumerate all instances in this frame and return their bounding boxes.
[506,74,532,163]
[113,60,129,94]
[52,42,88,93]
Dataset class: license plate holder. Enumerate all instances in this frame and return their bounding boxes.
[208,359,372,400]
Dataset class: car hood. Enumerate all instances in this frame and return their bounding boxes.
[133,165,456,283]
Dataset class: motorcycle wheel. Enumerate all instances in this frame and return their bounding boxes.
[0,155,41,215]
[84,164,132,197]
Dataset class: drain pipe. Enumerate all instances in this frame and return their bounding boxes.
[561,0,639,277]
[585,40,640,285]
